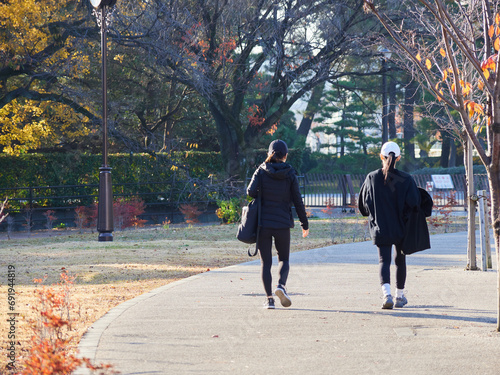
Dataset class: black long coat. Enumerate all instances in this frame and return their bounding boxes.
[398,188,433,254]
[358,168,420,246]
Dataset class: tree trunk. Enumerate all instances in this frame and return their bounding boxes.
[486,130,500,331]
[208,102,241,178]
[449,140,457,167]
[403,78,417,162]
[486,162,500,331]
[464,137,477,271]
[297,82,326,138]
[440,135,451,168]
[340,111,346,157]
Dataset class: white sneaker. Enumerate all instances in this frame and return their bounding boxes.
[274,285,292,307]
[395,296,408,308]
[264,297,275,309]
[382,295,394,309]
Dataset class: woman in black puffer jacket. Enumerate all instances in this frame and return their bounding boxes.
[247,140,309,309]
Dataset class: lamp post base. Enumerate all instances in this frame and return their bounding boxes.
[98,232,113,242]
[97,166,114,241]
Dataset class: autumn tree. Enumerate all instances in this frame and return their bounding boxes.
[364,0,500,330]
[0,0,103,154]
[112,0,378,177]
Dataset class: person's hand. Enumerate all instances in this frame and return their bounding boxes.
[302,229,309,238]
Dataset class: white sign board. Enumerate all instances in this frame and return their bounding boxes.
[431,174,454,189]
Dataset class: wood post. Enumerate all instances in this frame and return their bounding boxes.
[478,190,492,270]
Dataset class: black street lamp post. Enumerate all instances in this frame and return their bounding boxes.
[381,58,388,144]
[379,47,392,144]
[91,0,116,241]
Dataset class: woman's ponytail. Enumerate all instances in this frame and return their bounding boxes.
[265,151,286,163]
[265,151,278,163]
[382,152,396,184]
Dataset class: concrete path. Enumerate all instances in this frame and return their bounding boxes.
[77,232,500,375]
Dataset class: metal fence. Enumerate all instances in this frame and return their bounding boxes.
[410,173,489,208]
[0,178,246,232]
[302,173,490,210]
[0,173,490,233]
[302,174,365,210]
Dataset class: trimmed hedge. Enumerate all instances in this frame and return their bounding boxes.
[0,148,305,189]
[0,152,223,188]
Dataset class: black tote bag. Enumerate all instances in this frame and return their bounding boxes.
[236,198,260,244]
[236,172,262,256]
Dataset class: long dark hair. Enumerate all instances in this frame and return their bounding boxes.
[382,152,397,184]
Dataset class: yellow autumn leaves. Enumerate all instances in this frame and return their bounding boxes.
[0,0,75,56]
[0,100,91,155]
[0,0,92,155]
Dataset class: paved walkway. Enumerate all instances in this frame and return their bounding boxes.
[77,232,499,375]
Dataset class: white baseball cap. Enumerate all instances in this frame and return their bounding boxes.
[380,141,401,157]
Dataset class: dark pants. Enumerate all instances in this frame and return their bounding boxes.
[258,227,291,297]
[378,245,406,289]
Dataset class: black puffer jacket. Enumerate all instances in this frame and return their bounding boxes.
[358,168,420,246]
[247,162,309,230]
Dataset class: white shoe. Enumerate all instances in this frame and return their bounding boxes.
[274,285,292,307]
[382,295,394,309]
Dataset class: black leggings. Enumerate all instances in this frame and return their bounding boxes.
[258,227,291,297]
[378,245,406,289]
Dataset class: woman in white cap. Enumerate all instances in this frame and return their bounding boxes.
[358,141,420,309]
[247,139,309,309]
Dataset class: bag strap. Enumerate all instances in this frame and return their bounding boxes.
[248,171,262,257]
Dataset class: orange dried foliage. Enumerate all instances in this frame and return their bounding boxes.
[481,55,496,71]
[266,123,278,135]
[427,192,457,232]
[464,100,484,118]
[179,203,203,223]
[247,104,265,127]
[15,271,115,375]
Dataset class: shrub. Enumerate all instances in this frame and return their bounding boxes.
[74,206,91,233]
[162,218,171,230]
[179,204,203,223]
[74,198,147,232]
[428,191,456,233]
[43,210,57,230]
[113,197,147,230]
[23,209,33,234]
[0,152,224,189]
[16,270,114,375]
[215,198,243,224]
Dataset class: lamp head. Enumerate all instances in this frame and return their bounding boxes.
[90,0,116,9]
[378,46,392,59]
